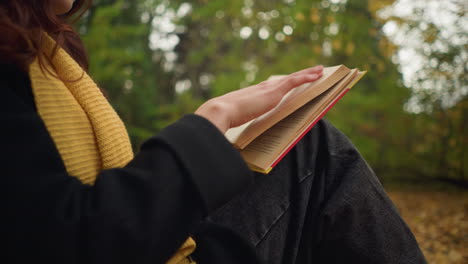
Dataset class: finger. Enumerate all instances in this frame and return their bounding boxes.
[289,65,324,77]
[253,65,322,88]
[278,72,323,94]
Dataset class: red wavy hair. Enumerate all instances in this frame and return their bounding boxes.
[0,0,92,72]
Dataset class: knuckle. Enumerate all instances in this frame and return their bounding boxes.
[286,76,301,86]
[207,98,230,114]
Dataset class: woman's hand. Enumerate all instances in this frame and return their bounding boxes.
[195,65,324,133]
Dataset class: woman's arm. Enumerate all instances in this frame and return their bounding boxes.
[2,63,323,264]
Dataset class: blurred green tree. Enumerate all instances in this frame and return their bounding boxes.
[380,0,467,184]
[77,0,466,185]
[161,0,411,178]
[79,0,176,148]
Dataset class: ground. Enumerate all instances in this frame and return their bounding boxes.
[386,187,468,264]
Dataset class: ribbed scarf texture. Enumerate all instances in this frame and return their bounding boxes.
[29,33,195,264]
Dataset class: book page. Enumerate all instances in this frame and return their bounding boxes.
[240,93,327,169]
[227,65,350,149]
[241,69,360,171]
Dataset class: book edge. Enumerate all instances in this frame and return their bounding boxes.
[269,88,351,170]
[251,69,367,174]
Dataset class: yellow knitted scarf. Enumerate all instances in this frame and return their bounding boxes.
[29,34,195,264]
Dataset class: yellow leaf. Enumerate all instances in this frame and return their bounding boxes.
[448,250,463,262]
[312,45,322,54]
[332,40,342,51]
[310,8,320,24]
[295,12,305,21]
[346,42,355,55]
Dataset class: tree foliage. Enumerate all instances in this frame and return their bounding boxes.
[379,0,467,183]
[78,0,467,185]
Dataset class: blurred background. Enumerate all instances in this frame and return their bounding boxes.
[77,0,467,262]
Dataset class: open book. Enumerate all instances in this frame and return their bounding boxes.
[225,65,366,174]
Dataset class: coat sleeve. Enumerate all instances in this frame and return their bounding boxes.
[0,65,253,264]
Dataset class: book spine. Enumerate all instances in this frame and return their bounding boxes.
[269,88,351,169]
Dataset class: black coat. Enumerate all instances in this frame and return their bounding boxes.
[1,63,260,264]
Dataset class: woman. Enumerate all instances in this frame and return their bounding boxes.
[1,0,426,263]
